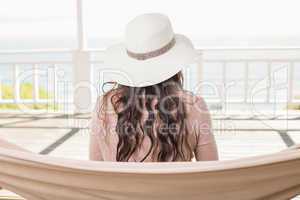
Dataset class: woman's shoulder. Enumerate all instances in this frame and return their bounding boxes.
[177,91,210,123]
[94,90,119,119]
[180,92,213,142]
[179,91,208,109]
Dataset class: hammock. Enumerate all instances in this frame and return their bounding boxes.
[0,145,300,200]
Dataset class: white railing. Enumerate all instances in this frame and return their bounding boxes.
[0,50,73,112]
[201,48,300,104]
[0,64,56,104]
[0,48,300,113]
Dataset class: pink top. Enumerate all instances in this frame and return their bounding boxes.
[89,92,218,162]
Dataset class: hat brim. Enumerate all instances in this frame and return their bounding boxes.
[104,34,198,87]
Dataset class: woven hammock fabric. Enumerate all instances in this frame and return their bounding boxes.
[0,146,300,200]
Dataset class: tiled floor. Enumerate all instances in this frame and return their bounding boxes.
[0,112,300,199]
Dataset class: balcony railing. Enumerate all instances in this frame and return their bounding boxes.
[0,48,299,113]
[202,48,300,103]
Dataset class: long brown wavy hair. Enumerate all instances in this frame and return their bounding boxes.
[101,72,193,162]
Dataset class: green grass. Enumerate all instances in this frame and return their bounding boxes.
[287,103,300,110]
[0,83,58,110]
[287,95,300,110]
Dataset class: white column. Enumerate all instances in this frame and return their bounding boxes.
[72,51,92,113]
[73,0,92,113]
[76,0,85,50]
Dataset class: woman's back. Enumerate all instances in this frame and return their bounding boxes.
[90,89,218,162]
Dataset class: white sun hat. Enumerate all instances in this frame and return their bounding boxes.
[104,13,198,87]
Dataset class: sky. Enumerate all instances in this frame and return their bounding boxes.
[0,0,300,50]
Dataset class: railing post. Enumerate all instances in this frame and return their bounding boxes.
[222,61,227,112]
[53,64,58,105]
[267,62,272,103]
[288,62,294,103]
[244,62,249,103]
[33,64,39,103]
[196,50,203,88]
[13,64,20,103]
[72,50,92,113]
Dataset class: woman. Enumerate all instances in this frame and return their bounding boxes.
[90,13,218,162]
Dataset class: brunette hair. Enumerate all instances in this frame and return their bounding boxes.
[101,72,193,162]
